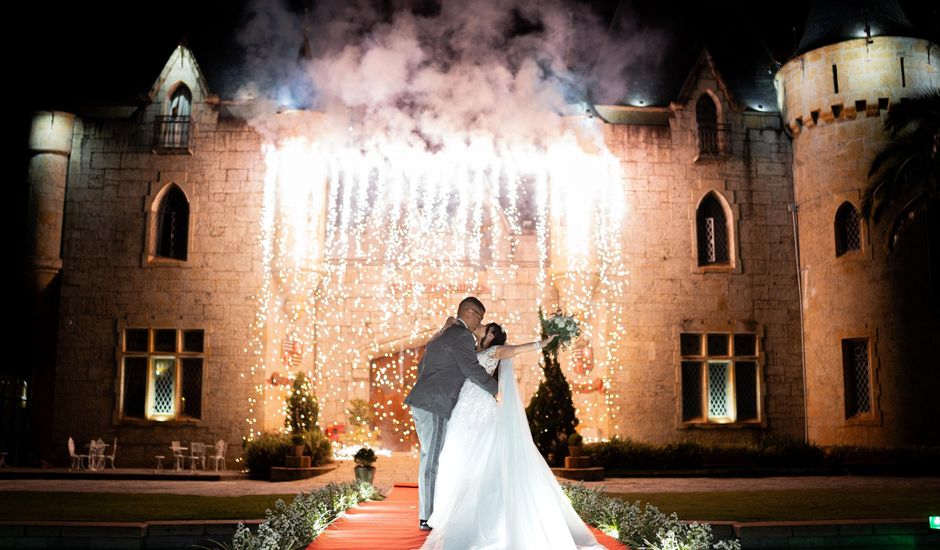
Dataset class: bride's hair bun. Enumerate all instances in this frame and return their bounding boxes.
[485,323,507,348]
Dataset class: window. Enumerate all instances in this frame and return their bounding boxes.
[842,338,872,419]
[696,193,730,266]
[680,331,760,424]
[153,184,190,261]
[695,94,730,155]
[154,83,192,150]
[835,202,861,257]
[0,374,30,445]
[120,328,204,421]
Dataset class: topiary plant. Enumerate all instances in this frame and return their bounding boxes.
[285,372,319,435]
[526,309,580,466]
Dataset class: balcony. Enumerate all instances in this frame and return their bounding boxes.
[695,123,732,159]
[153,115,193,154]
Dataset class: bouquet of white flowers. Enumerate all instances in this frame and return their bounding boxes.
[539,308,582,354]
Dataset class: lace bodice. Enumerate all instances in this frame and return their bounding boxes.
[478,345,499,375]
[446,347,499,429]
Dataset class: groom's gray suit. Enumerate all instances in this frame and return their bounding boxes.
[405,318,498,521]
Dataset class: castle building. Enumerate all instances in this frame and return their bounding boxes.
[12,1,938,466]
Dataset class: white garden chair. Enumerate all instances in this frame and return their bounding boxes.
[67,437,88,470]
[207,439,227,471]
[88,439,106,471]
[170,440,185,472]
[102,437,117,469]
[188,442,206,471]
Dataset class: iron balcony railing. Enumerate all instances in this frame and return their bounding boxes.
[153,115,193,152]
[696,123,732,156]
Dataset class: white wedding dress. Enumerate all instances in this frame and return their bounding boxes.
[422,346,605,550]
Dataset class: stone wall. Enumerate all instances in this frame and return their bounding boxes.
[776,36,940,446]
[600,62,803,444]
[52,92,266,466]
[45,50,808,467]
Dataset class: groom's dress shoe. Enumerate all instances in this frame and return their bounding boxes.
[419,520,432,531]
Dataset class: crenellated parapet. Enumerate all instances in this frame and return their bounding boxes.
[775,37,938,135]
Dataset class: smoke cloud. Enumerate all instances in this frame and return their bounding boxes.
[236,0,666,147]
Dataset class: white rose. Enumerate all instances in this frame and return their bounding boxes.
[554,318,564,327]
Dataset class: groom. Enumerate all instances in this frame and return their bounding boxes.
[404,296,499,531]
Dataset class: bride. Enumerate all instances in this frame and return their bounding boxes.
[421,321,605,550]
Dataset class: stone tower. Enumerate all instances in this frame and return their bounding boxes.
[26,111,75,296]
[774,0,939,445]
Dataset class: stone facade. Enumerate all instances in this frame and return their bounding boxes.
[43,47,266,466]
[776,36,940,446]
[24,30,935,466]
[602,57,803,445]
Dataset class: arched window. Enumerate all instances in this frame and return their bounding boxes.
[154,185,189,261]
[696,94,719,155]
[155,84,192,150]
[697,193,730,266]
[834,202,861,257]
[169,84,192,117]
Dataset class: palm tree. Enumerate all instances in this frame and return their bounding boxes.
[862,88,940,247]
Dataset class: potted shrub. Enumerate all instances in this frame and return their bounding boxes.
[353,447,377,484]
[290,433,306,457]
[568,432,584,458]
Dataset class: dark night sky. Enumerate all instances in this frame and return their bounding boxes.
[11,1,810,109]
[13,0,939,109]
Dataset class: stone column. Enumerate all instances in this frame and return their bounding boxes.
[25,111,74,293]
[24,110,74,465]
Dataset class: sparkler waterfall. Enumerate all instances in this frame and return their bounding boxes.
[240,0,651,448]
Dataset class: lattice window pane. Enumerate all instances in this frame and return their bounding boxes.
[680,333,702,357]
[183,330,204,353]
[705,218,716,262]
[707,361,732,419]
[843,207,861,251]
[707,333,729,356]
[123,357,147,419]
[180,358,203,419]
[681,361,703,421]
[697,196,729,265]
[713,219,729,262]
[150,357,176,419]
[836,204,862,256]
[843,339,871,417]
[734,333,757,357]
[153,329,177,352]
[125,329,149,353]
[735,361,758,421]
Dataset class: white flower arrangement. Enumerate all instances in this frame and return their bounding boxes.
[539,308,582,353]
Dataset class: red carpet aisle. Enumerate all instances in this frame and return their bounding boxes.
[308,483,627,550]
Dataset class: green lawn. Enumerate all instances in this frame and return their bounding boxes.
[610,488,940,522]
[0,492,297,522]
[2,488,937,523]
